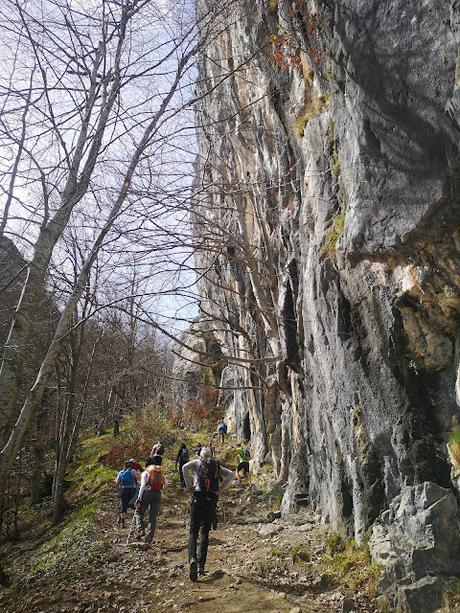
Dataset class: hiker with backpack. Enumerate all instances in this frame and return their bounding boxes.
[150,441,164,459]
[182,447,234,581]
[149,443,165,466]
[128,458,144,509]
[213,418,227,444]
[134,456,166,544]
[129,458,144,474]
[236,444,251,485]
[115,460,137,527]
[175,443,189,487]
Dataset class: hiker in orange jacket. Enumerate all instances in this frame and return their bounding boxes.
[134,455,166,544]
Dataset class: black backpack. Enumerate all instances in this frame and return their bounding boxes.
[197,459,221,493]
[180,448,189,464]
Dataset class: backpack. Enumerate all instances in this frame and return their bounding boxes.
[146,466,165,491]
[179,448,189,464]
[218,422,227,433]
[197,459,221,493]
[119,468,135,487]
[242,447,251,460]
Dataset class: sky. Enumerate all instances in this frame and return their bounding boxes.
[0,0,201,336]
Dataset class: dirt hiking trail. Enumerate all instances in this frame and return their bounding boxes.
[0,439,380,613]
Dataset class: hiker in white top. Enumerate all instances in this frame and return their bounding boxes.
[182,447,234,581]
[134,456,166,544]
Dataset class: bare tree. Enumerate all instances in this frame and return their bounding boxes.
[0,0,221,509]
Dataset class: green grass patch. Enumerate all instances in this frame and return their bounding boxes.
[321,211,345,257]
[448,431,460,470]
[30,500,98,576]
[326,531,346,554]
[270,492,283,511]
[326,118,334,143]
[331,143,340,176]
[295,115,310,138]
[326,60,334,84]
[320,536,381,596]
[290,543,311,564]
[442,285,458,300]
[270,545,283,558]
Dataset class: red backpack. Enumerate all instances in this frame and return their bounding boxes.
[146,466,164,491]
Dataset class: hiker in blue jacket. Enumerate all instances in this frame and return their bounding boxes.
[214,418,227,444]
[115,460,137,528]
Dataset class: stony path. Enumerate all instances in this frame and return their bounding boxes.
[1,467,379,612]
[94,484,302,613]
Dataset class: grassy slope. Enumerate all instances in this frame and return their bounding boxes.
[0,412,216,607]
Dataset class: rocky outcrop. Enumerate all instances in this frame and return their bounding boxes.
[172,319,223,426]
[186,0,460,605]
[369,481,460,610]
[0,237,27,341]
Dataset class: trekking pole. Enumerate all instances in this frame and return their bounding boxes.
[221,499,226,525]
[126,513,136,545]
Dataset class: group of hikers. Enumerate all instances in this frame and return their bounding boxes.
[115,419,252,581]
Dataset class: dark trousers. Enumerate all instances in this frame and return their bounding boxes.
[119,487,135,513]
[188,492,217,566]
[178,463,186,486]
[135,490,161,543]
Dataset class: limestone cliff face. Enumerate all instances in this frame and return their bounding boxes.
[190,0,460,541]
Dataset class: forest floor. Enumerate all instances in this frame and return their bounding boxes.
[0,422,382,613]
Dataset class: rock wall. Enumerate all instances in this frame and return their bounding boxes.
[190,0,460,549]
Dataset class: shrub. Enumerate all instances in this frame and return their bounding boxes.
[268,31,301,71]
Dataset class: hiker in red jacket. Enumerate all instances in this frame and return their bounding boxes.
[129,458,144,474]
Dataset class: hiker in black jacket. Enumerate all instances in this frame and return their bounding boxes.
[182,447,233,581]
[175,443,189,487]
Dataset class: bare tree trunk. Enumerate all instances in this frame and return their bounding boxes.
[0,11,124,446]
[30,412,45,506]
[0,0,204,519]
[113,416,120,437]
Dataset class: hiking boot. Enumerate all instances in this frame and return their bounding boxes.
[198,564,206,576]
[189,559,198,582]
